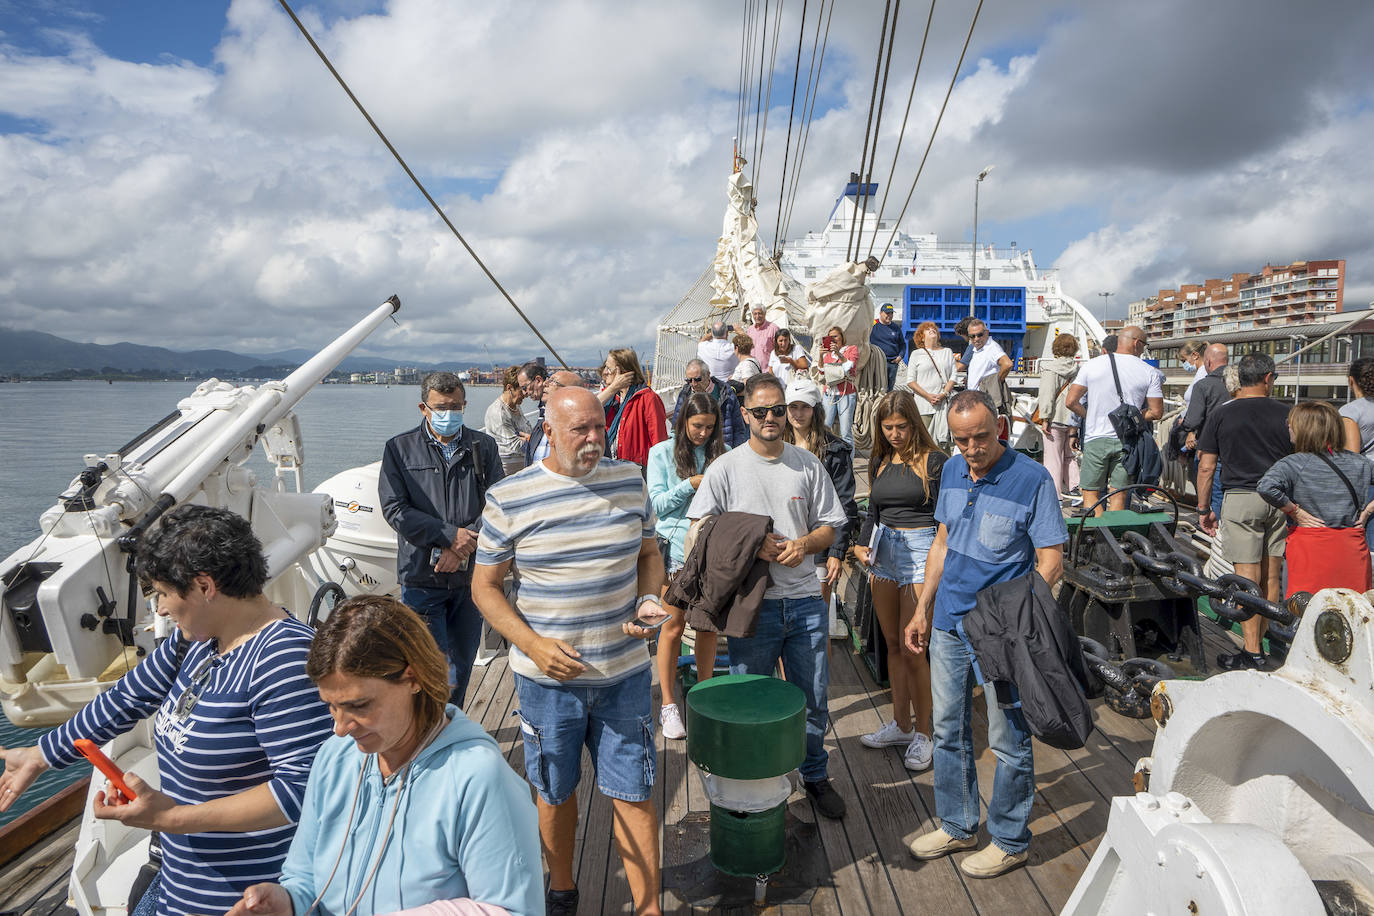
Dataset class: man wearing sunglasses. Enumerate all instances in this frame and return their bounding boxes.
[671,358,747,447]
[956,319,1013,392]
[687,372,850,819]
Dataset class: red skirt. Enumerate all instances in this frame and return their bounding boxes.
[1285,526,1372,597]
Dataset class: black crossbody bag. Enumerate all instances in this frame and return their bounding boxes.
[1106,352,1150,447]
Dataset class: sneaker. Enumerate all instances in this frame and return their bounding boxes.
[1217,650,1268,671]
[546,885,579,916]
[659,703,686,740]
[803,779,847,819]
[959,844,1029,878]
[861,719,916,748]
[903,733,933,771]
[909,827,977,860]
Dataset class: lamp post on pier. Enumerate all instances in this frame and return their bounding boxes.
[970,165,994,317]
[1098,292,1114,331]
[1291,334,1308,404]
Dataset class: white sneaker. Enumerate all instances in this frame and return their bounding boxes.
[904,733,933,771]
[660,703,686,740]
[861,719,916,748]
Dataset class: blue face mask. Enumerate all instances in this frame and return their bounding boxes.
[428,409,464,436]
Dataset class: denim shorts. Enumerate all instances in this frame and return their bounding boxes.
[868,523,936,586]
[514,666,655,805]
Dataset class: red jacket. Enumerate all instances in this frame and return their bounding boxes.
[611,387,667,467]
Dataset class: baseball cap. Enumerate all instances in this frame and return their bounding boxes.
[879,303,895,313]
[784,377,822,408]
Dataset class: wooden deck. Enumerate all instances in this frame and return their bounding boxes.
[0,604,1247,916]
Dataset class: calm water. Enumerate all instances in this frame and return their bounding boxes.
[0,379,502,826]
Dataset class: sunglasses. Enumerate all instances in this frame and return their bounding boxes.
[970,332,988,339]
[173,655,223,722]
[685,375,706,384]
[746,404,788,420]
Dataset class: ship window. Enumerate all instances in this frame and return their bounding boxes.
[805,267,817,278]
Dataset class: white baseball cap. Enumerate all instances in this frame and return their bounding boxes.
[784,377,822,408]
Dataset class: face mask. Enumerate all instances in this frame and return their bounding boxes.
[428,409,464,436]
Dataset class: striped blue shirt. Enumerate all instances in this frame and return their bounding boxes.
[476,459,657,685]
[41,617,334,916]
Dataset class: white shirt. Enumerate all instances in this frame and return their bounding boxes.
[697,339,739,381]
[1071,351,1164,441]
[767,343,808,387]
[964,338,1008,389]
[1183,362,1208,407]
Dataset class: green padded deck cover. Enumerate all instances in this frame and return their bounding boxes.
[685,674,806,779]
[1064,509,1172,537]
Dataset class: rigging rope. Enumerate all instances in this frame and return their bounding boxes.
[274,0,569,367]
[740,0,759,163]
[876,0,985,261]
[779,0,834,246]
[772,0,809,255]
[736,0,751,154]
[853,0,901,260]
[866,0,937,259]
[846,0,892,262]
[750,0,771,190]
[753,0,786,203]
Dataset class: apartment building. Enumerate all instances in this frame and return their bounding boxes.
[1144,259,1345,339]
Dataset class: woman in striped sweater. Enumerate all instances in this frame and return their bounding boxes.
[0,505,334,916]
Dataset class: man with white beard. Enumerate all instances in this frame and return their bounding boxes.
[472,386,666,916]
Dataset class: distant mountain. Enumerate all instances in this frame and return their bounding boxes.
[0,328,414,375]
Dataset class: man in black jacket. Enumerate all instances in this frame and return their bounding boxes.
[379,371,503,707]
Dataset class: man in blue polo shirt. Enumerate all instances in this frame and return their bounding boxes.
[904,390,1066,879]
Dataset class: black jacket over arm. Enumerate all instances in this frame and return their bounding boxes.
[821,433,861,559]
[378,423,503,590]
[964,571,1100,750]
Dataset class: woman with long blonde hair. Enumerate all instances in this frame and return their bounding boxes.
[852,390,946,771]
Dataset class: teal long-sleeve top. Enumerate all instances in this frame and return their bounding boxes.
[647,437,708,567]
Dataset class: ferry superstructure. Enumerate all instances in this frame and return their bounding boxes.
[777,177,1105,375]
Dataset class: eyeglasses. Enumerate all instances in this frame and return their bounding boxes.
[425,402,464,411]
[173,655,223,722]
[746,404,788,420]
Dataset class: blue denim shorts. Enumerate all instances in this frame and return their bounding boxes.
[514,666,655,805]
[868,523,936,586]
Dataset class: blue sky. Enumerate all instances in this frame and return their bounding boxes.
[1,0,1372,365]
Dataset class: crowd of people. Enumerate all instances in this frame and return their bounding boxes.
[2,306,1370,915]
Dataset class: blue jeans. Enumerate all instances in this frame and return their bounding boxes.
[886,360,900,391]
[930,627,1035,854]
[401,583,483,708]
[727,595,830,782]
[823,391,857,444]
[514,667,655,805]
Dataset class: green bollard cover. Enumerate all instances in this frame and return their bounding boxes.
[685,674,806,779]
[708,802,787,877]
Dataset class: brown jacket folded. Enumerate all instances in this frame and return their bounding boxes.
[664,512,773,637]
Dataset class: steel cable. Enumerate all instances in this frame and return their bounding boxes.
[751,0,772,190]
[772,0,809,254]
[274,0,569,367]
[853,0,901,260]
[754,0,786,201]
[876,0,984,263]
[779,0,834,246]
[846,0,893,262]
[866,0,937,260]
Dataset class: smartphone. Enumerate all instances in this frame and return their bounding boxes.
[431,547,469,571]
[632,604,671,630]
[73,739,137,801]
[822,335,834,350]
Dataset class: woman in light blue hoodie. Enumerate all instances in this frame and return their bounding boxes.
[226,597,542,916]
[647,391,726,740]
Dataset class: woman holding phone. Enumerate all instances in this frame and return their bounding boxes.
[647,392,727,739]
[852,391,946,771]
[0,505,333,916]
[819,326,859,445]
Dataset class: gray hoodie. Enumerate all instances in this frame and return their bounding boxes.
[1038,356,1080,426]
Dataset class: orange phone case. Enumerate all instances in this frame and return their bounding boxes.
[73,739,137,800]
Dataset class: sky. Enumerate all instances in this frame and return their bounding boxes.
[1,0,1372,367]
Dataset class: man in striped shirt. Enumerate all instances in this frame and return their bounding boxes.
[473,386,666,916]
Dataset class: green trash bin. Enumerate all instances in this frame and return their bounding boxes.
[686,674,806,878]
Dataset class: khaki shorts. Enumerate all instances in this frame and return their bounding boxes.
[1220,489,1287,564]
[1080,436,1129,491]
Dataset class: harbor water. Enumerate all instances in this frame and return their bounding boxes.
[0,379,503,826]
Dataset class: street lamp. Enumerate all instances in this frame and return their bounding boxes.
[1291,334,1307,404]
[1098,292,1114,330]
[970,165,994,317]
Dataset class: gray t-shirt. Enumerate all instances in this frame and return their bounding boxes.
[688,441,847,598]
[1339,397,1374,456]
